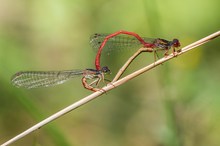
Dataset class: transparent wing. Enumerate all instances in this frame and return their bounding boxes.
[90,33,155,53]
[11,70,84,89]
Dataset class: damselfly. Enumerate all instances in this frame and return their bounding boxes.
[90,30,180,71]
[11,66,110,92]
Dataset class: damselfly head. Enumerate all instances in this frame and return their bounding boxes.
[101,66,111,74]
[172,39,180,48]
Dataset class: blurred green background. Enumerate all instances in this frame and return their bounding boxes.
[0,0,220,146]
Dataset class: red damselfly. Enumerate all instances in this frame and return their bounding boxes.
[90,30,180,71]
[11,66,110,92]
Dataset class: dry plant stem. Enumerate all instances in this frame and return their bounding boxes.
[112,47,152,82]
[113,31,220,82]
[1,31,219,146]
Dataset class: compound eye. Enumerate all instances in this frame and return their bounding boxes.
[173,39,180,47]
[102,66,110,73]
